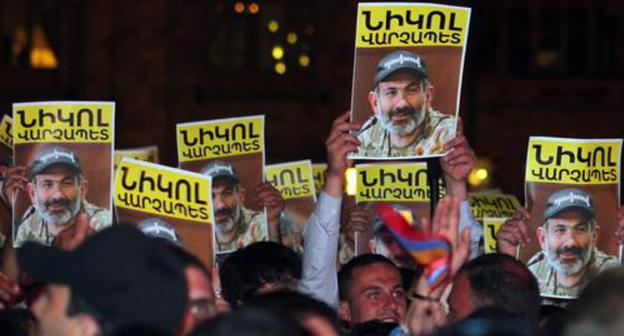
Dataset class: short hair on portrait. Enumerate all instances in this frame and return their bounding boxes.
[541,217,597,231]
[457,253,541,323]
[31,172,85,186]
[338,253,398,302]
[219,242,301,307]
[565,267,624,336]
[374,76,430,94]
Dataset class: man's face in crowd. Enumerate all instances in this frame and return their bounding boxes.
[370,228,417,270]
[28,166,84,227]
[537,209,597,276]
[340,262,406,325]
[32,284,98,336]
[181,266,216,334]
[212,179,243,234]
[369,72,432,137]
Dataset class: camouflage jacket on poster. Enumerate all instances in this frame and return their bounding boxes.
[357,108,455,157]
[528,248,619,298]
[215,206,267,253]
[14,200,112,247]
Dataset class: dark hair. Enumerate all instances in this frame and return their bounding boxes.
[189,304,311,336]
[565,267,624,336]
[66,289,112,335]
[338,254,397,301]
[167,244,211,280]
[219,242,301,307]
[457,253,541,323]
[247,290,342,334]
[0,308,36,336]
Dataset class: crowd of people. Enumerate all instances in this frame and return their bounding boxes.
[0,57,623,335]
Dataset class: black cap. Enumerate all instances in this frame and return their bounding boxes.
[201,160,240,184]
[543,188,595,220]
[30,146,82,179]
[17,225,187,333]
[374,50,428,86]
[137,217,183,247]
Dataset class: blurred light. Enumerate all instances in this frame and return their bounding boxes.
[476,168,488,180]
[274,62,286,75]
[345,168,357,196]
[468,158,494,188]
[234,2,245,14]
[30,26,58,69]
[304,24,315,35]
[267,20,279,33]
[286,32,298,44]
[298,54,310,67]
[271,46,284,60]
[248,2,260,14]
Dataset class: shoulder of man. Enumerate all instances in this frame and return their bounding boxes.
[14,206,39,246]
[527,251,549,277]
[592,248,620,272]
[82,201,113,231]
[357,122,386,157]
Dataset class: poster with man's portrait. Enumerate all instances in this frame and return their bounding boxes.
[349,3,471,160]
[12,101,115,247]
[114,158,215,267]
[176,115,267,255]
[521,136,622,299]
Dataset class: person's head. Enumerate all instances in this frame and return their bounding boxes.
[538,188,598,277]
[18,225,188,335]
[201,161,244,235]
[565,267,624,336]
[338,254,406,326]
[368,50,434,137]
[189,303,311,336]
[219,242,301,307]
[27,146,86,227]
[369,213,418,270]
[447,253,541,324]
[247,291,342,336]
[167,245,217,335]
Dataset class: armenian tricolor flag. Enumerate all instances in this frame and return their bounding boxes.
[377,203,452,291]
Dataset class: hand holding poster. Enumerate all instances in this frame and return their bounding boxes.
[522,136,622,299]
[349,3,471,160]
[469,192,521,254]
[266,160,316,254]
[12,101,114,247]
[176,115,267,255]
[114,158,215,267]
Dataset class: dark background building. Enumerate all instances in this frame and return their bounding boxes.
[1,0,623,200]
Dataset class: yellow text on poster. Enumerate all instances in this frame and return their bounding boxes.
[469,193,520,222]
[356,163,430,203]
[356,4,470,48]
[266,161,315,200]
[0,115,13,148]
[13,102,114,144]
[115,159,213,223]
[312,163,327,196]
[526,138,621,185]
[177,116,264,162]
[483,217,507,254]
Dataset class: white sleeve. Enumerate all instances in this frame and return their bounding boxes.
[459,200,483,259]
[298,191,342,309]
